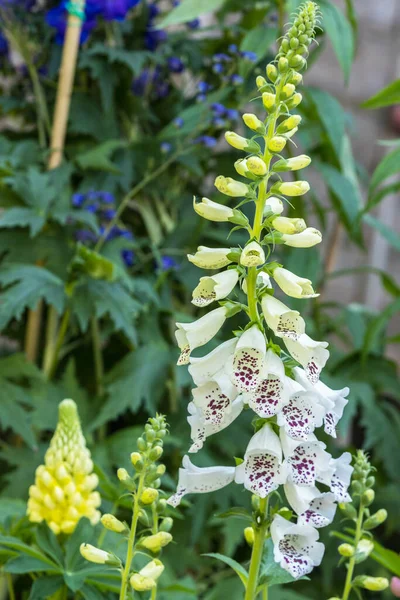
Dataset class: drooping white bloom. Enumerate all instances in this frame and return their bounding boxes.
[187,395,244,453]
[271,515,325,578]
[166,455,235,507]
[261,294,305,340]
[193,197,234,222]
[293,368,349,438]
[175,307,227,365]
[240,241,265,267]
[284,334,329,384]
[244,350,286,418]
[189,338,237,386]
[329,452,353,502]
[281,228,322,248]
[280,431,333,487]
[272,267,319,299]
[264,196,284,215]
[235,424,285,497]
[192,270,239,307]
[277,378,325,440]
[192,377,237,427]
[284,483,337,528]
[187,246,233,270]
[231,325,266,392]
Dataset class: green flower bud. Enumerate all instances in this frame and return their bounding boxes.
[262,92,276,111]
[290,37,299,49]
[244,526,254,546]
[266,64,278,82]
[157,499,168,514]
[268,136,287,153]
[277,115,302,133]
[101,514,127,534]
[366,476,375,487]
[354,539,374,563]
[353,576,389,592]
[351,480,363,494]
[290,71,303,86]
[130,574,156,592]
[281,83,296,100]
[364,509,387,530]
[251,495,260,510]
[362,489,375,506]
[138,509,151,527]
[146,430,156,443]
[137,437,147,451]
[339,503,357,519]
[278,57,289,73]
[152,478,161,488]
[149,446,163,461]
[234,159,251,178]
[159,517,174,532]
[141,488,159,505]
[225,131,260,153]
[117,468,130,482]
[156,464,166,476]
[286,92,302,108]
[242,113,265,134]
[338,543,355,557]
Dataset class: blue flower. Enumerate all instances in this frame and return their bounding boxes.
[145,3,168,50]
[194,135,217,148]
[85,203,99,213]
[118,229,134,240]
[72,193,85,208]
[197,81,211,94]
[0,32,8,56]
[46,3,97,45]
[212,117,225,128]
[173,117,184,128]
[226,108,239,120]
[121,249,135,267]
[160,255,178,270]
[228,44,238,54]
[240,50,257,62]
[211,102,226,117]
[187,18,200,29]
[102,208,117,220]
[231,74,244,86]
[161,142,172,153]
[213,53,231,63]
[90,0,141,21]
[99,191,115,204]
[196,94,207,103]
[212,63,224,75]
[168,56,185,73]
[75,230,97,243]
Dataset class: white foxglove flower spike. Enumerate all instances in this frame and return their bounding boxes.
[189,338,237,386]
[244,350,286,418]
[235,424,285,498]
[175,307,227,365]
[187,246,233,270]
[192,270,239,307]
[329,452,353,502]
[284,334,329,384]
[166,455,235,507]
[284,483,337,528]
[272,266,319,299]
[271,515,325,578]
[277,379,325,441]
[261,294,305,340]
[280,431,333,488]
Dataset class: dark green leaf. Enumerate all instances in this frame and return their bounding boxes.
[240,25,277,62]
[363,214,400,252]
[371,540,400,576]
[370,147,400,190]
[75,140,126,174]
[203,553,248,587]
[320,0,354,82]
[4,555,60,574]
[307,88,346,159]
[314,162,360,230]
[0,380,36,448]
[362,79,400,109]
[215,507,252,521]
[0,498,27,525]
[0,207,45,237]
[362,298,400,359]
[28,576,65,600]
[35,524,64,567]
[159,0,227,27]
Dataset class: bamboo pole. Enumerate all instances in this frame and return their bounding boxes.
[24,0,86,363]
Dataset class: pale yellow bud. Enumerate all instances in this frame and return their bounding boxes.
[225,131,260,153]
[130,452,142,466]
[101,514,127,533]
[139,559,164,580]
[117,468,130,482]
[234,159,249,177]
[246,156,267,176]
[140,532,173,552]
[357,576,389,592]
[282,83,295,99]
[268,136,287,153]
[276,181,310,196]
[287,92,302,108]
[338,543,355,557]
[242,113,265,133]
[244,527,254,546]
[140,488,159,505]
[272,216,306,234]
[256,75,267,89]
[130,574,156,591]
[80,543,115,565]
[266,63,278,82]
[262,92,276,110]
[215,175,249,198]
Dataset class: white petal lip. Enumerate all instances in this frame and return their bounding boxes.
[188,246,233,269]
[167,455,235,507]
[272,267,319,299]
[175,307,227,364]
[192,270,239,307]
[264,196,284,215]
[232,325,266,392]
[284,334,329,384]
[188,396,244,453]
[261,294,305,340]
[281,228,322,248]
[329,452,353,502]
[277,392,325,440]
[193,197,234,222]
[189,338,237,386]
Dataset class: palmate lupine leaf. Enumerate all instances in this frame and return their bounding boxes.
[0,264,66,329]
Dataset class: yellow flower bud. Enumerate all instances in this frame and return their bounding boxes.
[130,574,156,592]
[290,71,303,86]
[117,468,130,482]
[244,527,254,546]
[27,400,100,535]
[272,216,306,234]
[268,136,287,153]
[338,543,355,557]
[141,488,159,505]
[242,113,265,133]
[246,156,267,176]
[273,155,311,172]
[215,175,249,198]
[256,75,267,89]
[262,92,276,111]
[266,63,278,82]
[282,83,295,99]
[361,489,375,506]
[100,514,126,533]
[275,181,310,196]
[140,532,173,552]
[234,159,249,177]
[130,452,142,466]
[225,131,260,153]
[287,92,302,108]
[277,115,302,133]
[240,241,265,267]
[356,576,389,592]
[80,543,117,565]
[364,508,387,530]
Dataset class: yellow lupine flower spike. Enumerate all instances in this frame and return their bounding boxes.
[27,399,101,535]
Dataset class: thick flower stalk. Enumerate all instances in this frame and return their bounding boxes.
[80,414,172,600]
[329,451,389,600]
[169,3,355,597]
[27,399,100,534]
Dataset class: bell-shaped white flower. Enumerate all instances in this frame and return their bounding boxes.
[189,338,237,386]
[175,307,227,365]
[271,515,325,578]
[187,246,233,270]
[240,241,265,267]
[261,294,305,340]
[244,350,286,418]
[284,334,329,384]
[192,376,237,427]
[192,270,239,307]
[293,368,349,437]
[166,455,235,507]
[284,483,337,528]
[231,325,266,392]
[193,197,234,222]
[272,267,318,299]
[235,424,285,498]
[277,378,325,441]
[329,452,353,502]
[264,196,284,215]
[281,228,322,248]
[242,271,271,294]
[281,431,333,487]
[188,395,244,453]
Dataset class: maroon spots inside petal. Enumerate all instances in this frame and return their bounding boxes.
[178,345,190,365]
[282,395,316,440]
[203,387,230,425]
[278,536,314,578]
[233,349,263,392]
[249,376,284,417]
[288,445,318,486]
[245,453,280,497]
[306,359,320,384]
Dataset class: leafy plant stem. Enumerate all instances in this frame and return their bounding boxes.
[119,470,146,600]
[262,585,268,600]
[6,573,15,600]
[91,316,104,397]
[245,497,269,600]
[341,500,365,600]
[42,306,59,374]
[45,309,71,380]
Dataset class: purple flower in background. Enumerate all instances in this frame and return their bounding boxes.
[231,74,244,85]
[46,3,97,44]
[72,193,85,208]
[89,0,141,21]
[145,3,167,50]
[241,50,257,62]
[75,230,97,243]
[194,135,217,148]
[226,108,239,120]
[187,18,200,29]
[173,117,184,128]
[132,68,170,99]
[168,56,185,73]
[211,102,226,117]
[122,249,135,267]
[197,81,211,94]
[160,256,178,270]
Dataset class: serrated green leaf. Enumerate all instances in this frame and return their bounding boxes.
[203,553,248,587]
[370,147,400,190]
[320,0,354,82]
[8,167,56,212]
[0,264,66,329]
[75,140,126,174]
[0,380,36,448]
[0,207,45,237]
[362,79,400,109]
[159,0,227,27]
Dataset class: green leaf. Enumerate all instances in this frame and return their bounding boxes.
[362,79,400,109]
[314,161,360,229]
[258,538,301,588]
[75,140,126,174]
[371,540,400,576]
[0,498,27,525]
[370,147,400,190]
[215,507,252,521]
[159,0,227,27]
[0,264,66,329]
[8,167,56,212]
[320,0,354,82]
[0,536,60,570]
[90,342,171,430]
[363,214,400,252]
[362,298,400,359]
[65,518,97,573]
[0,380,36,448]
[35,524,64,567]
[307,88,346,159]
[28,576,65,600]
[203,553,248,587]
[4,555,60,574]
[0,207,45,237]
[240,25,277,62]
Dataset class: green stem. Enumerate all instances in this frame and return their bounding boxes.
[245,498,269,600]
[91,317,104,397]
[42,306,59,374]
[44,308,71,380]
[6,573,15,600]
[262,586,268,600]
[119,472,146,600]
[341,502,364,600]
